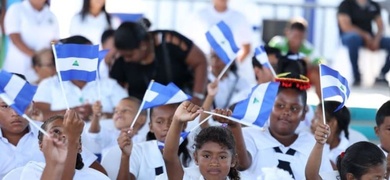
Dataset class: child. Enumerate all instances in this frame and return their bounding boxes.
[31,48,56,85]
[213,73,332,179]
[86,97,147,158]
[4,111,109,180]
[306,123,387,180]
[163,101,240,180]
[99,29,116,79]
[252,46,279,85]
[0,74,105,179]
[116,103,191,179]
[375,100,390,177]
[310,101,351,167]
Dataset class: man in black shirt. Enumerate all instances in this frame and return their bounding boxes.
[338,0,390,85]
[110,22,207,105]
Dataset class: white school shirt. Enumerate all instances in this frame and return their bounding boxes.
[184,6,252,55]
[83,121,146,158]
[0,123,97,179]
[242,127,333,180]
[69,12,112,45]
[3,0,59,83]
[130,140,167,179]
[208,72,251,109]
[6,161,110,180]
[33,76,128,113]
[329,135,349,165]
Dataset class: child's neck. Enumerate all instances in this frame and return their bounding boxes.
[269,128,298,147]
[2,128,29,146]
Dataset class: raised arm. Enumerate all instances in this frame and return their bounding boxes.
[89,101,102,133]
[199,80,219,129]
[212,109,252,170]
[163,101,201,179]
[305,123,330,180]
[117,129,136,180]
[41,134,68,180]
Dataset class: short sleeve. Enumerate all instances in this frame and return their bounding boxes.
[80,146,98,167]
[338,1,351,15]
[242,127,259,163]
[129,145,142,177]
[109,58,127,84]
[157,31,194,61]
[33,78,53,104]
[4,3,22,35]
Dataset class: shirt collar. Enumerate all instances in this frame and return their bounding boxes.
[23,0,49,14]
[0,124,38,141]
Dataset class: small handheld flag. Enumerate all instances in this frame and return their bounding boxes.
[319,64,350,112]
[111,13,143,23]
[0,70,48,136]
[231,82,280,127]
[53,44,99,82]
[206,21,239,80]
[254,45,277,78]
[142,82,191,110]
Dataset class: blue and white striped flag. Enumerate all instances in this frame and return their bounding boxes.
[54,44,99,82]
[231,82,280,127]
[320,64,350,111]
[255,45,272,69]
[142,82,191,110]
[112,13,143,23]
[206,21,239,64]
[0,71,37,115]
[158,131,190,150]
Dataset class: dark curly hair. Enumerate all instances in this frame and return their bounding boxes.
[336,141,385,180]
[194,126,240,180]
[38,115,84,170]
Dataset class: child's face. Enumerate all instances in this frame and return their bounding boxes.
[34,52,55,80]
[113,99,145,130]
[0,99,29,135]
[311,107,338,144]
[102,36,114,50]
[210,52,225,76]
[40,119,81,152]
[270,89,305,136]
[375,117,390,152]
[195,141,234,180]
[349,164,386,180]
[150,105,176,142]
[286,29,305,50]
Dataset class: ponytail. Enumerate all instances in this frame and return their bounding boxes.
[75,153,84,170]
[228,166,240,180]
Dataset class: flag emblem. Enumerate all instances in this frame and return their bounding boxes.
[72,60,79,66]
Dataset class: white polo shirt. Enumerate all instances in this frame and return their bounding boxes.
[242,127,333,179]
[33,76,128,113]
[329,135,350,164]
[208,72,251,109]
[0,123,97,179]
[69,12,112,45]
[5,161,109,180]
[3,0,59,82]
[184,6,252,55]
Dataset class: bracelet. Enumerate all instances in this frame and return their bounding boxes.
[192,92,205,100]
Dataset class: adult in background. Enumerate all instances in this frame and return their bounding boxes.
[3,0,59,82]
[110,22,207,105]
[69,0,112,46]
[338,0,390,85]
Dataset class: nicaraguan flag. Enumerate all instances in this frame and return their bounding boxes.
[111,13,143,23]
[205,21,239,64]
[255,45,272,69]
[142,82,191,110]
[320,64,350,111]
[0,71,37,115]
[231,82,279,127]
[54,44,99,82]
[158,131,190,150]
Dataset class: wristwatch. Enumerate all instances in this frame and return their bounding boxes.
[192,92,205,100]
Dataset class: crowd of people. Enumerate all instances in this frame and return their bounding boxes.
[0,0,390,179]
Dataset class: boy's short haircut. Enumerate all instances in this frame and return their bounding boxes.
[376,100,390,126]
[101,29,115,45]
[287,17,308,32]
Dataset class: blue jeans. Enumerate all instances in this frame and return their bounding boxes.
[341,32,390,82]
